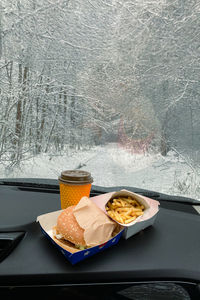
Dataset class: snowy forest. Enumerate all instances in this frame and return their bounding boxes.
[0,0,200,198]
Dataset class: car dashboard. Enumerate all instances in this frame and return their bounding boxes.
[0,178,200,299]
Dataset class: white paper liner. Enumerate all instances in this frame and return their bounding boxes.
[91,189,159,227]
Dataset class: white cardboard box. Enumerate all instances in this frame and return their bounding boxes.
[91,189,160,239]
[122,213,158,239]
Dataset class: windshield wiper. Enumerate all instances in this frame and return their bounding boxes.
[0,178,199,205]
[0,178,58,190]
[91,185,200,205]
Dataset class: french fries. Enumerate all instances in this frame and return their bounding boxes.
[106,196,145,224]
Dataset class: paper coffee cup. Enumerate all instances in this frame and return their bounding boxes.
[58,170,93,209]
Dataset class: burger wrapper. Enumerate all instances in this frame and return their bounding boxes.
[73,197,117,247]
[91,189,160,239]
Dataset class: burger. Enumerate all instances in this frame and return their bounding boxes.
[53,198,119,253]
[53,206,88,252]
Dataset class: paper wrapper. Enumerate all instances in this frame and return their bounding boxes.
[73,196,117,247]
[91,189,160,239]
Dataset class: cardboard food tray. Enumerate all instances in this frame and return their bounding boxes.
[91,189,160,239]
[37,210,124,265]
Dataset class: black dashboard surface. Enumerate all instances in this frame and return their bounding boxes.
[0,182,200,287]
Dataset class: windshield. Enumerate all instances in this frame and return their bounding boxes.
[0,0,200,200]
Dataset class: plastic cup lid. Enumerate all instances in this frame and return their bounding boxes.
[59,170,93,185]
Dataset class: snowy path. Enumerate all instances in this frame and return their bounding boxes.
[0,143,199,200]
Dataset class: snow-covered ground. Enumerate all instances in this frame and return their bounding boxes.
[1,143,200,200]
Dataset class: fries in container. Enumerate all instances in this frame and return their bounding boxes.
[106,196,145,224]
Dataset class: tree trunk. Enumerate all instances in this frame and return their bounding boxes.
[0,3,2,60]
[62,88,67,150]
[37,76,49,153]
[14,64,29,161]
[0,61,13,158]
[70,91,76,148]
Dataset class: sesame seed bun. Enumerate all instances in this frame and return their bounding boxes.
[56,205,86,247]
